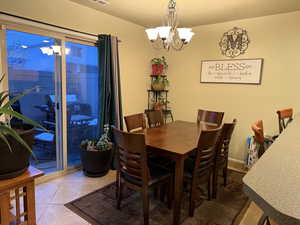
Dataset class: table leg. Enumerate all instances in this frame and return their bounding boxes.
[0,191,11,225]
[173,157,184,225]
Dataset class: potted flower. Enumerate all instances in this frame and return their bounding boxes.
[0,74,46,180]
[151,75,170,91]
[80,124,113,177]
[151,56,168,75]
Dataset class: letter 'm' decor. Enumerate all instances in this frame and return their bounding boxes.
[219,27,250,58]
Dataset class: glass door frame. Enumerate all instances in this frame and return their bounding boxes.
[0,21,96,172]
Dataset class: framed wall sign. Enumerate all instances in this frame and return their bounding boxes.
[200,58,263,84]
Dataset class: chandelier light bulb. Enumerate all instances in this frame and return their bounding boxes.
[177,28,194,42]
[145,0,194,50]
[51,45,61,54]
[145,28,159,41]
[157,26,171,39]
[184,32,195,43]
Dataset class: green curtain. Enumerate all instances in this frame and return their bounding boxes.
[96,34,123,135]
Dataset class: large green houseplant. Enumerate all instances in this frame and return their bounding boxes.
[0,74,46,180]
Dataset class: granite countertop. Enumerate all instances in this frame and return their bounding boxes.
[243,114,300,225]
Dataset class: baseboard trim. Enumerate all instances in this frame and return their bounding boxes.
[228,157,247,173]
[229,157,245,164]
[35,166,82,185]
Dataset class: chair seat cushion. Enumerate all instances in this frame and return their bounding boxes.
[184,157,211,179]
[35,133,54,142]
[123,164,170,187]
[148,155,174,170]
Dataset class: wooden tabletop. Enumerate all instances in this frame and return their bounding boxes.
[138,120,217,156]
[0,166,44,191]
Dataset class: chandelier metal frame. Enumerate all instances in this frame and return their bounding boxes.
[145,0,194,51]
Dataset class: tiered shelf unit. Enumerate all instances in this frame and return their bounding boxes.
[145,75,174,123]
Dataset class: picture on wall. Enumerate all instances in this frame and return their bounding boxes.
[200,58,263,84]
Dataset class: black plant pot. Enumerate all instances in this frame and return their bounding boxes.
[0,124,34,180]
[80,149,113,177]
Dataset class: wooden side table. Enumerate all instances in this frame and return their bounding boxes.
[0,166,43,225]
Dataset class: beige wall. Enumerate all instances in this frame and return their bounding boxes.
[163,11,300,161]
[1,1,300,162]
[0,0,154,116]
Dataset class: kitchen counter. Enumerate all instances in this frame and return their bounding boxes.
[243,114,300,225]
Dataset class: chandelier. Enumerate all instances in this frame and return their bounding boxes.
[145,0,194,51]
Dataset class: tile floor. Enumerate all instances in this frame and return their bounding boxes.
[33,169,274,225]
[35,170,116,225]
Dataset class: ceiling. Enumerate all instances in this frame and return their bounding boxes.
[69,0,300,27]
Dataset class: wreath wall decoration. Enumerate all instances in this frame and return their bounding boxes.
[219,27,250,58]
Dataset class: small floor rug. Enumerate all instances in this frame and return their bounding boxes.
[65,170,249,225]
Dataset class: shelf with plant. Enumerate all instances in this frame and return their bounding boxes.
[151,56,168,76]
[151,75,170,91]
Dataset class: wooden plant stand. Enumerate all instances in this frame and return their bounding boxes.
[0,166,43,225]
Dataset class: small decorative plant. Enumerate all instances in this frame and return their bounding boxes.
[80,124,113,177]
[151,56,168,75]
[151,75,170,91]
[81,124,112,151]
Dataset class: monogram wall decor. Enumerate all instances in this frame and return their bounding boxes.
[219,27,250,58]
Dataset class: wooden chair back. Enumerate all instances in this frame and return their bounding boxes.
[193,127,222,175]
[251,120,265,158]
[216,119,237,164]
[277,108,293,133]
[124,113,146,132]
[251,120,264,144]
[197,109,224,127]
[146,110,165,128]
[112,127,149,187]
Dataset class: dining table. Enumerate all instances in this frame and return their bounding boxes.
[137,120,217,225]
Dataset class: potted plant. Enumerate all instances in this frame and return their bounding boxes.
[151,75,170,91]
[80,124,113,177]
[151,56,168,75]
[0,74,46,180]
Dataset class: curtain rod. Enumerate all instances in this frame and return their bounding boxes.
[0,11,121,42]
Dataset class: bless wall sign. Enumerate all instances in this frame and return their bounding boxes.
[200,58,263,84]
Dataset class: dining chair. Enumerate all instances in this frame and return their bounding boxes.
[112,127,172,225]
[276,108,293,134]
[124,113,147,132]
[252,120,275,159]
[146,110,165,127]
[145,110,172,170]
[184,127,222,217]
[197,109,224,127]
[212,119,237,199]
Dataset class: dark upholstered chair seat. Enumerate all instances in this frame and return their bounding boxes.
[123,164,171,187]
[184,157,211,178]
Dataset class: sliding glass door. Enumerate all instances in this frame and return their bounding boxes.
[65,41,99,166]
[6,29,62,173]
[2,26,100,174]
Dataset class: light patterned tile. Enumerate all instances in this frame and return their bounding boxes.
[34,169,116,225]
[239,202,263,225]
[37,204,90,225]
